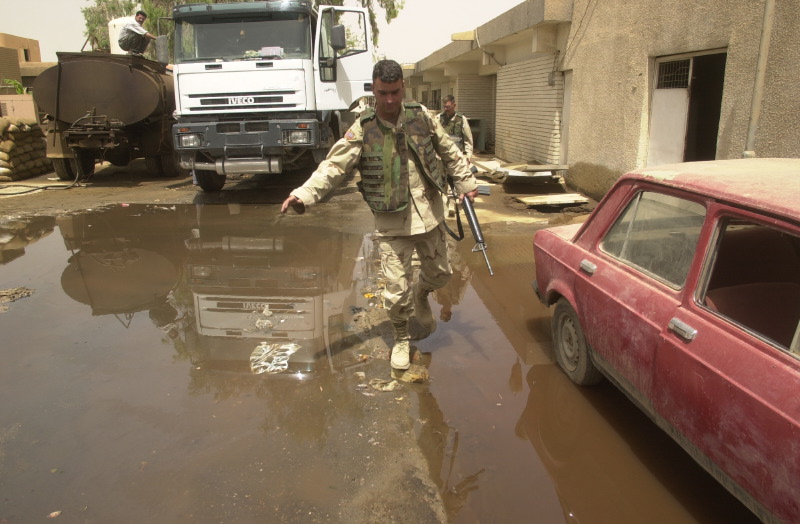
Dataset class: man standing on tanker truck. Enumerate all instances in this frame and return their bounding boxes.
[281,59,479,372]
[118,10,156,55]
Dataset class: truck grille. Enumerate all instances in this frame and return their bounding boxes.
[189,91,296,111]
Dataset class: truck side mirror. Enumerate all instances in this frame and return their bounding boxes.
[331,24,346,51]
[156,35,170,65]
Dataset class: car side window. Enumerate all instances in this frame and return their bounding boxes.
[600,191,706,288]
[701,219,800,355]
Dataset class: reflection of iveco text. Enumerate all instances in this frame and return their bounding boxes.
[185,204,373,377]
[168,1,374,192]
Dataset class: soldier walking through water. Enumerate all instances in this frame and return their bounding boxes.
[281,60,479,371]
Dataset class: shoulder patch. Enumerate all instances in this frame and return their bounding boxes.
[345,129,356,140]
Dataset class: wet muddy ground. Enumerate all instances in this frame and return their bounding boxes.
[0,162,759,523]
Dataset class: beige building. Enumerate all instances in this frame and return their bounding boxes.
[404,0,799,199]
[1,33,50,91]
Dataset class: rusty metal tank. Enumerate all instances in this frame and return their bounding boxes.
[33,52,175,126]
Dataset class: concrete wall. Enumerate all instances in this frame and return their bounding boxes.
[561,0,800,199]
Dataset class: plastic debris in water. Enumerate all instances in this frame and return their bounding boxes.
[368,378,402,392]
[250,342,300,374]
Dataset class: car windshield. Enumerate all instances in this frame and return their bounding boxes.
[175,14,311,63]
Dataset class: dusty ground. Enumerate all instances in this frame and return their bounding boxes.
[0,158,594,522]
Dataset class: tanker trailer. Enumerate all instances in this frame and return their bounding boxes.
[33,52,181,181]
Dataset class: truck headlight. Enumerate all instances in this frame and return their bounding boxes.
[179,133,203,148]
[285,130,311,144]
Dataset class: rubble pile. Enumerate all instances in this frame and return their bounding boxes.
[0,118,52,182]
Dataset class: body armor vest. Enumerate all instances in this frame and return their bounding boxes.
[439,112,466,153]
[358,103,446,212]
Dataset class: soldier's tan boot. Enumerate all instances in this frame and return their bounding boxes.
[391,322,411,370]
[413,280,437,337]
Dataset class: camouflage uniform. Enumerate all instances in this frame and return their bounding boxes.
[290,102,477,325]
[438,111,474,159]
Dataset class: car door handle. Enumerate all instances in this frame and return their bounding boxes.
[668,317,697,341]
[579,259,596,275]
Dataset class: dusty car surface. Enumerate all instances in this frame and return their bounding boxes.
[533,158,800,523]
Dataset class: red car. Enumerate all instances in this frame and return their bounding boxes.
[533,158,800,524]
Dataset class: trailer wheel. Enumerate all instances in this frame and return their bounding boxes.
[52,158,76,181]
[69,150,96,178]
[195,169,226,191]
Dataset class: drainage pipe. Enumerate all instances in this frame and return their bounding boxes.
[743,0,776,158]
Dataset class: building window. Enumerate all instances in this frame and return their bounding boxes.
[657,59,690,89]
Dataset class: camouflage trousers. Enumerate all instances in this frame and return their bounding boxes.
[379,223,452,324]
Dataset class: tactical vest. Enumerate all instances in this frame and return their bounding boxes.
[358,103,446,212]
[439,112,466,153]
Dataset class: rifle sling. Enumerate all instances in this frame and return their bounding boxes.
[443,195,466,242]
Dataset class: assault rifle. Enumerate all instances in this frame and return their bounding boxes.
[447,176,494,276]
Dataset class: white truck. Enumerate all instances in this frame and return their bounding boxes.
[166,1,374,191]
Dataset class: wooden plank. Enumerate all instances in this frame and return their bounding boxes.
[501,163,568,172]
[517,193,589,206]
[505,170,555,180]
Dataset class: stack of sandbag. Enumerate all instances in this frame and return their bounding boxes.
[0,118,52,182]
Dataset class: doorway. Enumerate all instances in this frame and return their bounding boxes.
[647,51,727,166]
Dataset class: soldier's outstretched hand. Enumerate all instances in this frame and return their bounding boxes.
[281,195,305,214]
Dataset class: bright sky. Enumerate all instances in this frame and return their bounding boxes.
[0,0,526,63]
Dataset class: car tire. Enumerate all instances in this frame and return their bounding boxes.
[552,298,603,386]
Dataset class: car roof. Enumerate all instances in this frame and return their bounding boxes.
[623,158,800,219]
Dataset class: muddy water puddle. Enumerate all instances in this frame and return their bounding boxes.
[0,204,756,522]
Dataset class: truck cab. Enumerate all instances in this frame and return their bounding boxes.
[170,1,373,191]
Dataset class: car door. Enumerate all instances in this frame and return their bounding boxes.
[574,188,707,405]
[652,207,800,523]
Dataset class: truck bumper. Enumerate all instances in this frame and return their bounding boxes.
[173,118,323,174]
[180,155,283,175]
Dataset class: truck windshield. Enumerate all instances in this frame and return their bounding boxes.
[175,13,311,63]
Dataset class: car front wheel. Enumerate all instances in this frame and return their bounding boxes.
[552,298,603,386]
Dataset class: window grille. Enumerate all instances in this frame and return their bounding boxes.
[657,59,690,89]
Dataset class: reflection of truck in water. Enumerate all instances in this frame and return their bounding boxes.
[168,1,374,191]
[56,205,188,323]
[33,53,180,181]
[184,204,371,376]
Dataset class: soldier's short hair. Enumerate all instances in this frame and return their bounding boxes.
[136,10,147,18]
[373,60,403,83]
[443,95,456,104]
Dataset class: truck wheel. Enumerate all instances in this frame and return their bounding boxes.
[52,158,76,181]
[551,298,603,386]
[145,156,164,176]
[70,150,96,178]
[195,169,226,191]
[159,153,188,178]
